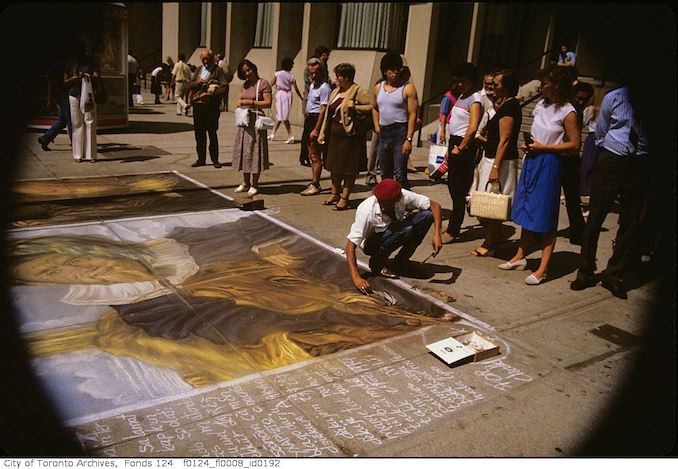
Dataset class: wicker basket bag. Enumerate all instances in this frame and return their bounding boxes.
[470,182,512,221]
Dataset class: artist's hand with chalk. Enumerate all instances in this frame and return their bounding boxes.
[353,276,372,295]
[432,232,443,256]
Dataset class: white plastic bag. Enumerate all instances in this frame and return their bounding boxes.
[80,73,95,113]
[427,144,447,173]
[234,107,249,127]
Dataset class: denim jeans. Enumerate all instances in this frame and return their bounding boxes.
[363,210,433,262]
[41,94,72,143]
[378,122,409,188]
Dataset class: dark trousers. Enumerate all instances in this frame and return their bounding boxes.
[560,156,585,239]
[128,73,136,106]
[300,113,323,164]
[41,94,72,143]
[577,149,651,282]
[193,102,220,164]
[446,136,476,236]
[364,210,433,262]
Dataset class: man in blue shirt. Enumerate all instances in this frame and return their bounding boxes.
[570,86,651,299]
[557,44,576,67]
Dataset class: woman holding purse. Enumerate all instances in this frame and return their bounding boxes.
[500,67,581,284]
[317,63,372,211]
[470,70,521,257]
[232,59,272,197]
[64,41,102,163]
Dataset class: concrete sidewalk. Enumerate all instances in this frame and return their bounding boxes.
[7,96,672,456]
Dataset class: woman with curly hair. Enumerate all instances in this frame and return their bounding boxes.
[499,67,581,284]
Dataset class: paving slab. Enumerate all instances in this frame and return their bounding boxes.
[4,96,671,457]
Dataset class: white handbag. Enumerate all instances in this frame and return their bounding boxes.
[253,80,274,131]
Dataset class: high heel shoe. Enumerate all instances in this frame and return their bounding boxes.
[498,258,527,270]
[525,273,547,285]
[333,196,349,211]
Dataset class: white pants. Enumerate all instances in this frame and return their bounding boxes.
[175,81,188,115]
[69,96,97,161]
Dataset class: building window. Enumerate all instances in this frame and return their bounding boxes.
[254,2,273,48]
[337,3,409,52]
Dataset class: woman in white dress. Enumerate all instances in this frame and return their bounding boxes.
[269,57,302,143]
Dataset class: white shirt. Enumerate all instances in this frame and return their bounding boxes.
[347,189,431,249]
[151,66,162,77]
[449,92,482,137]
[531,99,577,145]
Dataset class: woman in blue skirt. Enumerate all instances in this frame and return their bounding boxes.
[499,68,581,284]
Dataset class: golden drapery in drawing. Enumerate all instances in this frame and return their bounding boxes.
[11,215,455,386]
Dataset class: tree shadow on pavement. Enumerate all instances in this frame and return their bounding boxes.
[128,108,164,115]
[99,121,194,134]
[258,183,322,196]
[542,251,581,281]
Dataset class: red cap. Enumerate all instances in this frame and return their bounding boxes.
[374,178,402,201]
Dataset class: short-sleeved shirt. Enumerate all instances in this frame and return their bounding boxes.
[485,98,522,160]
[448,92,483,137]
[558,51,576,66]
[274,70,295,92]
[171,61,191,82]
[239,79,272,101]
[306,82,331,114]
[347,189,431,249]
[531,99,576,145]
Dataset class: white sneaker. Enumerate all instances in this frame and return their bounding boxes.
[285,136,295,144]
[267,133,275,141]
[234,184,250,193]
[247,186,259,196]
[300,183,321,196]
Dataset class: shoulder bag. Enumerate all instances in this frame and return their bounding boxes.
[254,80,275,131]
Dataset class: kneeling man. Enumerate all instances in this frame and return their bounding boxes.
[346,178,443,294]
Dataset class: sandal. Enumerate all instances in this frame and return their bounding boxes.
[333,196,349,211]
[470,244,495,257]
[323,194,340,206]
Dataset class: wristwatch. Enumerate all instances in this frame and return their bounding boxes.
[406,137,413,142]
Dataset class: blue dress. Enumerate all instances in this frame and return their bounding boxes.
[511,152,561,233]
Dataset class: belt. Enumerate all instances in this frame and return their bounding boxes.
[380,122,407,129]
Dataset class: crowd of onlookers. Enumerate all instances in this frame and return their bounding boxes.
[36,43,657,299]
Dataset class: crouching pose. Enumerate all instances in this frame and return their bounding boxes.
[346,179,443,294]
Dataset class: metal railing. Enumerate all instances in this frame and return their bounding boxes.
[415,48,555,147]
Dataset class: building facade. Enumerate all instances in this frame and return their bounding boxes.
[127,2,670,126]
